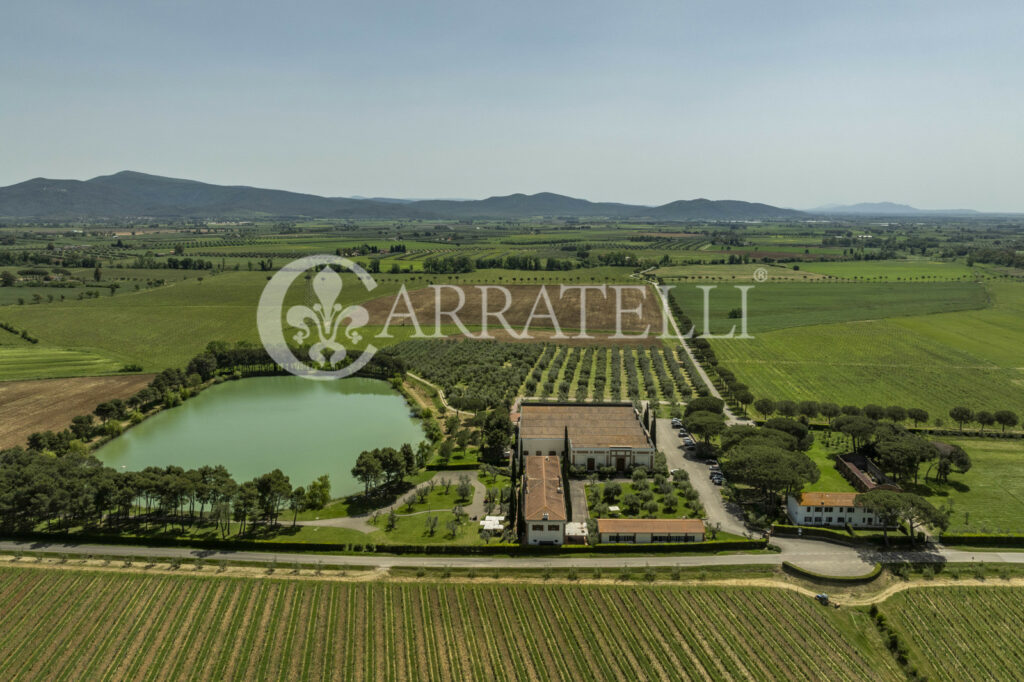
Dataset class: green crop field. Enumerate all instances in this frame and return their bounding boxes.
[0,566,901,681]
[798,259,980,281]
[880,586,1024,681]
[672,280,990,335]
[712,281,1024,417]
[0,347,124,381]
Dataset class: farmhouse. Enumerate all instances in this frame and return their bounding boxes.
[517,402,654,473]
[597,518,705,544]
[786,492,885,529]
[522,455,567,545]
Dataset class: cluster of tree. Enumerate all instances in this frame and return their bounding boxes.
[0,447,330,537]
[965,247,1024,269]
[855,489,947,546]
[165,256,214,270]
[832,418,972,486]
[0,250,101,269]
[421,254,475,274]
[682,396,728,448]
[350,443,430,494]
[719,419,820,515]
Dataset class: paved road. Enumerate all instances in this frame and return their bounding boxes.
[0,540,1018,572]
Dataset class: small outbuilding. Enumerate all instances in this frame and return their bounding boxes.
[596,518,705,544]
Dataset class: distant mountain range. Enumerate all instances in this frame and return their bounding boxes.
[0,171,1009,221]
[812,202,983,217]
[0,171,807,221]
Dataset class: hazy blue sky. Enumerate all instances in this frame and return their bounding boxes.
[3,1,1022,209]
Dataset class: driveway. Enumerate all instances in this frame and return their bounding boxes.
[657,417,746,537]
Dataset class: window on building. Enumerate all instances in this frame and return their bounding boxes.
[547,524,559,531]
[837,517,845,523]
[803,517,812,523]
[824,506,833,512]
[826,517,833,523]
[531,524,543,531]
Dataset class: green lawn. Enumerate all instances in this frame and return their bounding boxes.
[801,438,857,494]
[915,437,1024,534]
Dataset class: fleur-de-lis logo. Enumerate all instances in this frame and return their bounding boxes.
[257,255,378,380]
[286,266,369,366]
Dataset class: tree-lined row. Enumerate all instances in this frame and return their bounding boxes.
[751,399,1019,433]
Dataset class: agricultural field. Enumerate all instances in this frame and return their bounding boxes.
[797,259,980,281]
[0,374,154,448]
[880,586,1024,681]
[671,280,990,335]
[712,281,1024,418]
[0,565,901,681]
[0,347,126,381]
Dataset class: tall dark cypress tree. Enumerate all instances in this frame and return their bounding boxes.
[562,424,572,521]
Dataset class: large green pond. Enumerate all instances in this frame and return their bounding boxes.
[95,376,424,495]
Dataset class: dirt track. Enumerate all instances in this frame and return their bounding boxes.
[0,374,154,448]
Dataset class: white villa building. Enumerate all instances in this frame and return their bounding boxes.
[522,455,567,545]
[517,403,654,473]
[786,492,886,529]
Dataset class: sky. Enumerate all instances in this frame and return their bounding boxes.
[2,1,1023,210]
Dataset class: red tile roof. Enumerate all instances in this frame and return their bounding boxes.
[596,518,705,534]
[523,455,567,522]
[798,492,859,507]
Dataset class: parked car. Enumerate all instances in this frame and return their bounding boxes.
[670,418,682,428]
[712,476,724,486]
[678,430,689,438]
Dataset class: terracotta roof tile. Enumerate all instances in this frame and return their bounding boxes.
[523,455,567,522]
[596,518,705,534]
[798,492,859,507]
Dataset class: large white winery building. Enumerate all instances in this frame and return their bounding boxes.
[517,402,655,473]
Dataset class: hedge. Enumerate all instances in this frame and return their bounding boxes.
[0,531,766,557]
[940,533,1024,548]
[772,524,914,548]
[426,463,479,471]
[782,560,883,584]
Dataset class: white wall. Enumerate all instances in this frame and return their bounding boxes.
[526,521,565,545]
[786,496,884,529]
